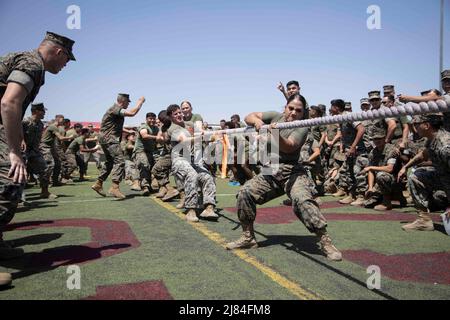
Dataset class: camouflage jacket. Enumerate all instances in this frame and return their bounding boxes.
[0,50,45,123]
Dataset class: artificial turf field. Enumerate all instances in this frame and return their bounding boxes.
[1,164,449,300]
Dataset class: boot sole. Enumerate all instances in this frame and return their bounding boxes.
[91,187,106,197]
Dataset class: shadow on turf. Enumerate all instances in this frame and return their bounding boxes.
[219,212,398,300]
[7,233,64,247]
[0,243,131,280]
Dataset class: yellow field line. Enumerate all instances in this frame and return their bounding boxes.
[152,198,324,300]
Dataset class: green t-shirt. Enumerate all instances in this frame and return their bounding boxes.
[261,111,308,164]
[67,136,85,154]
[41,124,59,147]
[134,124,159,153]
[184,113,203,128]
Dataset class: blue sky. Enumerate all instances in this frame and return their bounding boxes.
[1,0,449,126]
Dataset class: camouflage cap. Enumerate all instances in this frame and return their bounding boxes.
[360,98,370,105]
[44,31,76,61]
[412,113,443,124]
[371,126,386,139]
[31,102,47,112]
[118,93,131,102]
[368,90,381,100]
[383,85,395,94]
[441,69,450,81]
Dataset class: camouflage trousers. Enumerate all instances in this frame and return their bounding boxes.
[0,125,21,228]
[124,159,138,181]
[172,158,215,209]
[65,152,86,177]
[98,142,125,183]
[83,151,102,169]
[337,151,369,196]
[152,153,171,187]
[237,164,327,233]
[54,143,66,181]
[409,166,449,212]
[26,151,49,188]
[40,145,56,185]
[134,151,155,188]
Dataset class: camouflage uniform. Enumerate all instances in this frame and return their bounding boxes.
[83,131,101,169]
[367,143,400,198]
[337,112,368,196]
[40,123,59,184]
[236,112,327,232]
[168,122,215,209]
[299,131,320,195]
[133,123,159,188]
[409,129,450,211]
[98,104,126,183]
[323,123,341,169]
[443,93,450,132]
[65,136,87,177]
[22,116,48,188]
[121,139,138,181]
[0,50,45,226]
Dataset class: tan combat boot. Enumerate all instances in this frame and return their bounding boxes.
[0,272,12,288]
[225,223,258,250]
[316,229,342,261]
[154,186,168,198]
[91,180,106,197]
[130,180,141,191]
[40,186,58,200]
[339,194,355,204]
[151,178,159,191]
[162,186,180,202]
[374,195,393,211]
[200,204,219,219]
[185,209,199,222]
[350,196,365,207]
[333,189,346,197]
[108,182,126,199]
[402,212,434,231]
[176,191,186,209]
[142,186,151,196]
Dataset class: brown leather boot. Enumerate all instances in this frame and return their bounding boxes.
[200,204,219,219]
[176,191,186,209]
[185,209,199,222]
[402,212,434,231]
[91,180,106,197]
[316,229,342,261]
[162,186,180,202]
[130,180,141,191]
[108,182,126,199]
[154,186,168,198]
[374,195,393,211]
[225,222,258,250]
[40,186,58,199]
[0,272,12,287]
[333,189,346,197]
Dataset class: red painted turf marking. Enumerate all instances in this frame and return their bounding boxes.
[5,219,140,267]
[83,281,173,300]
[343,250,450,285]
[224,206,442,224]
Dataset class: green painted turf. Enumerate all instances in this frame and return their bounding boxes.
[1,166,449,300]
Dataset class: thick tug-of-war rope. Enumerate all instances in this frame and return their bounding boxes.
[200,97,450,137]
